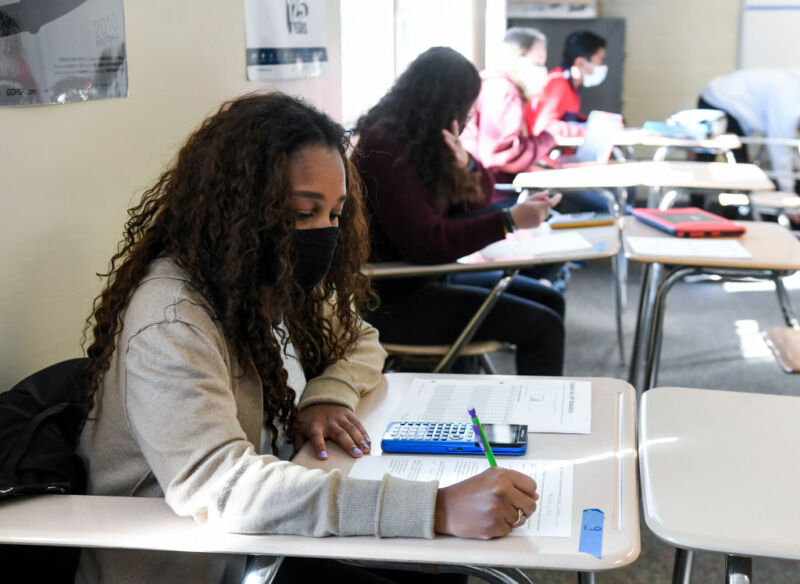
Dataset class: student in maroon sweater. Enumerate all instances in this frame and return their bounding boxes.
[353,47,565,375]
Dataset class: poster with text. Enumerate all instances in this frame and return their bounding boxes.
[244,0,328,81]
[0,0,127,107]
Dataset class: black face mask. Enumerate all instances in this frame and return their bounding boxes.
[291,227,339,291]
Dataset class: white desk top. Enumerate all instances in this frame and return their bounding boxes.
[0,374,640,573]
[366,225,619,279]
[639,387,800,560]
[513,161,774,192]
[623,217,800,271]
[556,130,741,151]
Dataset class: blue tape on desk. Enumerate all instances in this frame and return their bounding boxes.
[579,508,604,558]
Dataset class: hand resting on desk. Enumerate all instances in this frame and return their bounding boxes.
[294,404,371,460]
[435,467,539,539]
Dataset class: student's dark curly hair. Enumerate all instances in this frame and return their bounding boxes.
[354,46,483,212]
[81,92,374,450]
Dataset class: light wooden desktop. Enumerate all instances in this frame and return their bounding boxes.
[623,217,800,391]
[0,373,640,582]
[639,386,800,582]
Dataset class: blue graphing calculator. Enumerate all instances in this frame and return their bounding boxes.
[380,421,528,455]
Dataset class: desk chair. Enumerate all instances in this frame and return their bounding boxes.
[382,340,503,374]
[749,190,800,234]
[367,264,518,374]
[640,386,800,584]
[763,326,800,373]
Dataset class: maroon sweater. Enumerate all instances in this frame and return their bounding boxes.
[354,126,507,265]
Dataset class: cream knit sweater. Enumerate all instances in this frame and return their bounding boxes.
[75,258,437,584]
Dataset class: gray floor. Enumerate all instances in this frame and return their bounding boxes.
[470,258,800,584]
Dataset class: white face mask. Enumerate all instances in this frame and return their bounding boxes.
[582,63,607,88]
[515,59,548,98]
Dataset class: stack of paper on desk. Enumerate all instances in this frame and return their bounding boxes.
[390,377,592,434]
[349,456,574,537]
[626,236,752,259]
[459,231,594,263]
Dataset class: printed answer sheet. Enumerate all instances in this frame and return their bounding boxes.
[349,456,574,537]
[389,377,591,434]
[626,236,752,259]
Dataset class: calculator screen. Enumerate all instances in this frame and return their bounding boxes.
[482,424,522,446]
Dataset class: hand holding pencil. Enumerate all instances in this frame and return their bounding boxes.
[432,408,539,539]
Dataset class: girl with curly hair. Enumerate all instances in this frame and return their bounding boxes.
[354,47,566,376]
[77,92,538,584]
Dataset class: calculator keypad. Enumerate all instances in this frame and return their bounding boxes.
[388,422,474,441]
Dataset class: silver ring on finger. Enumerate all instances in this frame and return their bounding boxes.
[512,507,525,527]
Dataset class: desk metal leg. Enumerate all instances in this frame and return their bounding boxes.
[611,250,626,365]
[341,561,532,584]
[644,267,698,391]
[672,548,694,584]
[774,274,800,328]
[433,269,518,373]
[577,571,596,584]
[243,555,283,584]
[726,555,752,584]
[647,185,662,209]
[628,263,658,390]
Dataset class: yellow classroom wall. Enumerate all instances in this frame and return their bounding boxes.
[0,0,342,389]
[599,0,741,126]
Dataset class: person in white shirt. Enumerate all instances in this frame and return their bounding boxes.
[699,68,800,192]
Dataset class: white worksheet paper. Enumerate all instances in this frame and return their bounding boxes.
[349,456,574,537]
[626,236,752,259]
[459,231,593,262]
[389,377,591,434]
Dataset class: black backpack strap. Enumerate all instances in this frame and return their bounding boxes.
[0,402,78,475]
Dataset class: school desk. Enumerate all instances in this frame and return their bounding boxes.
[555,131,743,164]
[639,386,800,583]
[0,373,640,584]
[623,217,800,391]
[366,223,624,369]
[513,160,774,210]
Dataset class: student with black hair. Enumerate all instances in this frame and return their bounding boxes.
[526,30,607,138]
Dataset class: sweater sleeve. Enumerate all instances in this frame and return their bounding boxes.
[359,134,507,264]
[123,320,436,538]
[298,317,387,412]
[467,77,557,174]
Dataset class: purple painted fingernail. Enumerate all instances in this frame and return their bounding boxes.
[319,450,328,459]
[361,442,369,451]
[352,447,362,456]
[365,436,372,444]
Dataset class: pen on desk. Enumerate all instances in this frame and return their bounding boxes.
[467,408,497,467]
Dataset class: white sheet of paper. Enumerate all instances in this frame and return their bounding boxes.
[348,456,574,537]
[461,231,593,262]
[626,236,752,259]
[388,377,591,434]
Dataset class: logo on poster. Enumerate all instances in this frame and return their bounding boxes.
[286,0,309,34]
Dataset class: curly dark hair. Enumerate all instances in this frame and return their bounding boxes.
[82,92,374,450]
[354,46,483,212]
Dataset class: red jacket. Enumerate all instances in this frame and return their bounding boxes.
[526,67,586,137]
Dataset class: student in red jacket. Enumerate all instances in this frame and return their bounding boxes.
[460,27,557,191]
[354,47,566,376]
[527,30,607,137]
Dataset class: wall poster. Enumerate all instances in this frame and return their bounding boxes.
[0,0,127,107]
[244,0,328,81]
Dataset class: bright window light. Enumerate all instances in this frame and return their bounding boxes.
[735,319,772,359]
[723,271,800,293]
[718,192,751,207]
